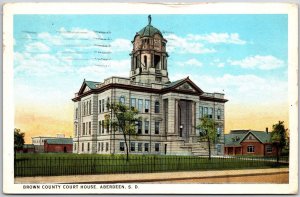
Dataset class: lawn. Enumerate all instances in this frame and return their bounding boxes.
[15,153,288,177]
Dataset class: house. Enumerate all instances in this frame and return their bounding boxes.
[16,144,35,153]
[32,134,68,152]
[224,129,276,156]
[44,138,73,153]
[72,15,228,156]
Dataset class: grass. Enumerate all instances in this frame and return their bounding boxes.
[15,153,288,177]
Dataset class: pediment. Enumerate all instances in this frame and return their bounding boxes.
[176,82,196,92]
[242,133,259,142]
[83,86,91,93]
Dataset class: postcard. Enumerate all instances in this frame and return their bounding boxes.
[2,2,298,194]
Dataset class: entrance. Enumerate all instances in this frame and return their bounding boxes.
[178,100,192,142]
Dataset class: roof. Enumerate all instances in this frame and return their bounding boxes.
[163,78,186,89]
[85,80,99,90]
[45,138,73,145]
[138,24,163,37]
[225,130,272,146]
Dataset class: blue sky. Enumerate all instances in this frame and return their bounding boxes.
[13,14,289,139]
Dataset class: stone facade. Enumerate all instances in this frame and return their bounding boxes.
[72,16,228,156]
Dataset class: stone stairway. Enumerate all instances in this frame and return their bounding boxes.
[180,142,209,156]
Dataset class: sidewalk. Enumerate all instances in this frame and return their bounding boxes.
[15,168,288,184]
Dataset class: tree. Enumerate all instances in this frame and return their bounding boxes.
[14,128,25,159]
[107,102,140,161]
[271,121,287,163]
[196,116,219,160]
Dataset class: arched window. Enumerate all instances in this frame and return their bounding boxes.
[155,101,160,113]
[119,96,125,104]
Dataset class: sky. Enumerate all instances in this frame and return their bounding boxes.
[13,14,289,143]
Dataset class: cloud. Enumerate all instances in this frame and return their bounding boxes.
[165,34,216,54]
[25,42,50,52]
[170,73,287,105]
[228,55,284,70]
[177,58,203,67]
[187,33,246,45]
[110,39,131,52]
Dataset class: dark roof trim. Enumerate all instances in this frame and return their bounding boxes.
[200,95,228,103]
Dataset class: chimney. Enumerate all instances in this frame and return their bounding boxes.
[266,127,268,133]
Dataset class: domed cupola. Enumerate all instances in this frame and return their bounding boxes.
[130,15,169,84]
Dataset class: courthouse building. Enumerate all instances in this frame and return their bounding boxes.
[72,16,228,156]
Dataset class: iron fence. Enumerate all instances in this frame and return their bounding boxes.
[14,155,289,177]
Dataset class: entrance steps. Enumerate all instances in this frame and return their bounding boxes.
[180,142,209,156]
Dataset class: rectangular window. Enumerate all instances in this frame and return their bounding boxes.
[137,121,142,134]
[75,108,78,119]
[145,99,150,113]
[217,127,221,137]
[74,143,76,151]
[89,122,91,135]
[266,145,272,153]
[119,96,125,104]
[217,109,221,120]
[75,124,78,136]
[216,144,221,154]
[99,100,101,113]
[155,122,160,134]
[102,99,105,112]
[130,98,136,109]
[208,107,213,119]
[138,143,142,152]
[82,123,85,135]
[106,121,109,133]
[199,106,203,118]
[138,99,143,113]
[120,142,125,151]
[130,142,135,152]
[102,120,105,133]
[82,143,84,152]
[247,145,255,153]
[155,143,160,152]
[87,143,90,151]
[144,143,149,152]
[106,142,109,152]
[204,107,208,116]
[98,142,100,151]
[101,142,104,152]
[144,121,149,134]
[98,121,101,134]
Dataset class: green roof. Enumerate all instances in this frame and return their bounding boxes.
[85,81,99,89]
[138,24,162,37]
[45,138,73,145]
[225,130,272,146]
[163,78,186,89]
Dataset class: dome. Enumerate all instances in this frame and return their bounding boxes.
[137,15,163,37]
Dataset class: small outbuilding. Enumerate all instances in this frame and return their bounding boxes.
[44,138,73,153]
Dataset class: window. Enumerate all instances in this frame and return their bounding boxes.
[138,143,142,152]
[119,96,125,104]
[145,99,150,113]
[130,142,135,152]
[120,142,125,151]
[98,121,101,134]
[199,106,203,118]
[144,121,149,134]
[89,122,91,135]
[208,107,213,119]
[247,145,255,153]
[86,123,88,135]
[102,120,105,133]
[106,120,109,133]
[82,143,84,152]
[89,101,91,115]
[155,101,160,113]
[216,144,221,154]
[144,143,149,152]
[75,108,78,119]
[74,143,76,151]
[99,100,102,113]
[138,99,143,112]
[106,142,109,152]
[136,121,142,134]
[106,97,110,111]
[217,109,221,120]
[75,124,78,136]
[266,145,272,153]
[101,142,104,152]
[83,103,85,116]
[130,98,136,109]
[102,99,105,112]
[217,127,221,137]
[155,143,160,152]
[87,143,90,151]
[144,55,147,67]
[204,107,208,116]
[98,142,100,151]
[155,121,160,134]
[83,123,86,135]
